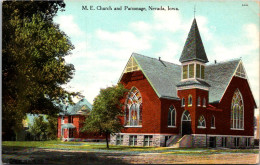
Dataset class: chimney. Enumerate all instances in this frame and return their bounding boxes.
[159,57,161,61]
[214,60,217,64]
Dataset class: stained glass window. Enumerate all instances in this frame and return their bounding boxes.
[181,98,185,107]
[198,115,206,128]
[231,89,244,129]
[188,95,192,106]
[125,87,142,126]
[197,97,201,106]
[211,116,215,128]
[168,105,176,127]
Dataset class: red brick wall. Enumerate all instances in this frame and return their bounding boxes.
[120,71,162,133]
[57,115,106,140]
[216,76,255,136]
[177,88,209,134]
[160,98,181,134]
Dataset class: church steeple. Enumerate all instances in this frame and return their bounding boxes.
[179,18,208,63]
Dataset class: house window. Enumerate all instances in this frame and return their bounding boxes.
[61,116,64,124]
[245,138,250,147]
[144,135,153,146]
[221,137,227,147]
[168,105,176,127]
[231,89,244,129]
[189,64,194,78]
[61,128,64,137]
[183,65,188,79]
[129,135,137,146]
[188,95,192,106]
[116,135,124,145]
[211,116,215,128]
[197,97,201,106]
[203,98,206,107]
[125,87,142,126]
[198,115,206,128]
[181,98,185,107]
[234,137,240,147]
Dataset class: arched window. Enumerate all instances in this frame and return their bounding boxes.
[125,87,142,126]
[231,89,244,129]
[168,105,176,127]
[181,98,185,107]
[188,95,192,106]
[198,115,206,128]
[182,110,191,121]
[203,98,206,107]
[197,97,201,106]
[211,116,215,128]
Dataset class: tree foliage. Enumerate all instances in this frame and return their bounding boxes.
[82,84,128,148]
[2,1,77,140]
[28,116,48,141]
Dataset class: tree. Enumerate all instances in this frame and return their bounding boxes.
[82,84,128,148]
[28,116,48,141]
[2,1,78,140]
[46,115,58,140]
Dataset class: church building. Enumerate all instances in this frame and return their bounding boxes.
[110,18,257,148]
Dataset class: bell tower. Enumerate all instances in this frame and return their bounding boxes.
[177,18,210,135]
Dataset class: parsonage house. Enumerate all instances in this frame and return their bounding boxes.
[110,18,257,148]
[57,98,105,141]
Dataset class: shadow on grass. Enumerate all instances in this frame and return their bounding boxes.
[2,146,130,164]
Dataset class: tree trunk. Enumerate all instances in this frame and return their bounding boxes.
[105,133,109,149]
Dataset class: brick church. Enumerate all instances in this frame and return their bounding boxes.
[110,18,257,148]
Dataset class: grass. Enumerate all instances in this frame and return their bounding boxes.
[2,141,259,154]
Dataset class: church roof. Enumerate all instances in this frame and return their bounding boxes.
[179,19,209,63]
[130,53,241,103]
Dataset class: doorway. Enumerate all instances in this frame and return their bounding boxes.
[209,137,216,148]
[181,110,191,136]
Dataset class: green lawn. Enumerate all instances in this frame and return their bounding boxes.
[2,141,259,154]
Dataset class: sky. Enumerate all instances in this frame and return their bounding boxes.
[53,0,259,115]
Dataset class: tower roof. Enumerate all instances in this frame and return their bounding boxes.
[179,19,209,63]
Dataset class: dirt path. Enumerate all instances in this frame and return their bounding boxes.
[2,148,259,164]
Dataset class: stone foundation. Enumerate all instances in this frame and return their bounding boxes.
[110,133,177,147]
[111,133,254,148]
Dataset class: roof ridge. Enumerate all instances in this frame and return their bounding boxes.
[132,52,181,66]
[207,58,241,66]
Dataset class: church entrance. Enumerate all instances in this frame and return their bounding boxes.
[181,110,191,136]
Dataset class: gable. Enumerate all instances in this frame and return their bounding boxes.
[234,61,246,79]
[124,56,140,73]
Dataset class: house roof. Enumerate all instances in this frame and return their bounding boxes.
[179,19,209,63]
[59,98,92,116]
[129,53,241,103]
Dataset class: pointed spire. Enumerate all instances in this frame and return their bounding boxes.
[179,18,209,63]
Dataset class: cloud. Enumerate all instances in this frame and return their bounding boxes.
[96,29,152,51]
[155,40,181,64]
[54,15,85,37]
[153,10,182,32]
